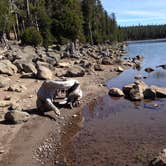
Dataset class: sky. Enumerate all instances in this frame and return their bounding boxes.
[101,0,166,26]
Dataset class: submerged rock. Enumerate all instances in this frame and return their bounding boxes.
[109,88,124,97]
[7,84,27,93]
[145,67,154,73]
[157,64,166,69]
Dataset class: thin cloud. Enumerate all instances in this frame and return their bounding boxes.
[120,10,165,17]
[119,17,166,23]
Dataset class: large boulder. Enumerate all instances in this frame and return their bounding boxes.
[47,52,61,64]
[0,60,17,76]
[149,149,166,166]
[109,88,124,97]
[22,63,37,74]
[4,110,30,124]
[37,65,53,80]
[151,86,166,98]
[15,60,37,74]
[65,65,85,77]
[0,75,11,88]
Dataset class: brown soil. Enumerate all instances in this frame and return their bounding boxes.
[0,64,118,166]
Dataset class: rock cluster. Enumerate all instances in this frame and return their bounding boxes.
[0,42,127,124]
[0,42,126,80]
[109,80,166,101]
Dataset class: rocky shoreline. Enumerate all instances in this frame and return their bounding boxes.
[1,41,166,165]
[0,41,132,166]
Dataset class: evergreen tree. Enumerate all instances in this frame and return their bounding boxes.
[51,0,84,44]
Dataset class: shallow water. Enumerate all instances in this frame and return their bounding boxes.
[62,41,166,166]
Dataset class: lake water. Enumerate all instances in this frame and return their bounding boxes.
[62,41,166,166]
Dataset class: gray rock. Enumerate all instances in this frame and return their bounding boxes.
[115,66,124,72]
[129,84,144,101]
[0,60,17,76]
[37,65,53,80]
[149,149,166,166]
[4,110,30,124]
[65,65,85,77]
[145,67,154,73]
[134,74,142,80]
[102,57,112,65]
[143,88,156,99]
[0,75,11,88]
[94,64,104,71]
[0,100,13,107]
[157,64,166,69]
[134,80,148,91]
[47,52,61,64]
[22,63,37,74]
[122,83,134,96]
[109,88,124,97]
[79,60,92,69]
[7,84,27,93]
[136,55,144,60]
[151,86,166,98]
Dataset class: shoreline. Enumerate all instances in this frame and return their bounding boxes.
[0,69,120,166]
[0,41,129,166]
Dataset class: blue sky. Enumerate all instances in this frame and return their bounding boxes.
[102,0,166,26]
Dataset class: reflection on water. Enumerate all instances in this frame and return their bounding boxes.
[62,41,166,166]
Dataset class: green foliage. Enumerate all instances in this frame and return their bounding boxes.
[21,27,43,46]
[0,0,11,32]
[51,0,84,44]
[122,25,166,41]
[0,0,122,45]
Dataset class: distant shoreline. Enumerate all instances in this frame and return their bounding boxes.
[127,38,166,44]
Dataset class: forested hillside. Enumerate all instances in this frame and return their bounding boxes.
[122,25,166,41]
[0,0,123,46]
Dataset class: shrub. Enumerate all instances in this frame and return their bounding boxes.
[21,27,43,46]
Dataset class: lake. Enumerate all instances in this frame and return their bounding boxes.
[62,41,166,166]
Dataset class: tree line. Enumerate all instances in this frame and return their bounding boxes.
[0,0,123,47]
[122,24,166,41]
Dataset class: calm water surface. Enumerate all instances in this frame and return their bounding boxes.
[62,41,166,166]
